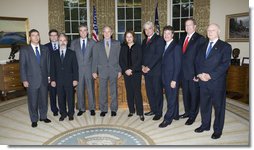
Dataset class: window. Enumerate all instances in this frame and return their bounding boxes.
[116,0,142,44]
[172,0,193,40]
[64,0,89,42]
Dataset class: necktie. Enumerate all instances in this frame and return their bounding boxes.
[182,36,189,53]
[82,40,86,55]
[206,42,214,59]
[146,37,150,44]
[35,46,40,64]
[163,44,169,56]
[53,43,57,50]
[105,41,110,58]
[61,50,64,63]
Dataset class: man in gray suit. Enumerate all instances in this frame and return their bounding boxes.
[19,29,51,127]
[70,24,96,116]
[92,26,121,117]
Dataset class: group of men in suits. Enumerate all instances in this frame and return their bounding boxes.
[19,25,122,128]
[141,20,231,139]
[19,19,231,139]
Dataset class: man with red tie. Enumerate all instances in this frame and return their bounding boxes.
[179,18,205,125]
[141,21,164,121]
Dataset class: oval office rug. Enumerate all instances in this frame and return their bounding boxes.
[44,125,155,145]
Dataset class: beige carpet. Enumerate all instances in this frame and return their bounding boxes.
[0,96,249,145]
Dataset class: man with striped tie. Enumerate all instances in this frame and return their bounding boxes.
[45,29,59,116]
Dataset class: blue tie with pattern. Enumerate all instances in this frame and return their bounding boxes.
[35,46,40,64]
[53,43,57,50]
[206,42,213,59]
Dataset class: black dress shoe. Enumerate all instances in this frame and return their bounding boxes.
[211,132,222,139]
[159,120,172,128]
[69,116,74,121]
[194,127,210,133]
[153,115,162,120]
[111,111,117,116]
[185,119,195,125]
[90,110,96,116]
[40,118,51,123]
[77,111,85,116]
[53,112,58,116]
[31,122,37,128]
[174,116,179,120]
[100,112,107,117]
[59,116,66,121]
[128,113,133,117]
[179,113,189,119]
[139,115,145,121]
[144,111,155,116]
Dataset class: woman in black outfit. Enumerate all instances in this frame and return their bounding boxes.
[119,30,144,121]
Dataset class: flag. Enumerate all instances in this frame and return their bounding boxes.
[92,5,99,42]
[154,1,160,35]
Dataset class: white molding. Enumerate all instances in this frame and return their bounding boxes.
[115,0,118,40]
[87,0,91,38]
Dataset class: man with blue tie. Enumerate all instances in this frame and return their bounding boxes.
[159,25,182,128]
[19,29,51,127]
[179,18,205,125]
[70,24,96,116]
[195,23,232,139]
[45,29,59,116]
[51,33,79,121]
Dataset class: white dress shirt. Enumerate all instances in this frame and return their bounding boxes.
[80,37,88,49]
[31,43,40,55]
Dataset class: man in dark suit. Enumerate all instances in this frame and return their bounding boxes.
[92,26,121,117]
[44,29,59,116]
[70,24,96,116]
[179,18,205,125]
[19,29,51,128]
[141,21,164,121]
[195,23,231,139]
[51,33,78,121]
[159,25,182,128]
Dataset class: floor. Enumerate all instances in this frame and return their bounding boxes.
[0,95,250,145]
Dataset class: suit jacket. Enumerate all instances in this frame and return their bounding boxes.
[70,38,96,78]
[50,49,79,87]
[119,43,142,74]
[92,39,121,78]
[162,40,182,85]
[195,39,232,90]
[141,33,164,76]
[19,45,50,89]
[179,32,205,80]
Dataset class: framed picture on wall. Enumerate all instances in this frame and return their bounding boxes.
[242,57,249,66]
[225,12,249,42]
[0,16,29,48]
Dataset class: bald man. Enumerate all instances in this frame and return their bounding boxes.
[194,23,232,139]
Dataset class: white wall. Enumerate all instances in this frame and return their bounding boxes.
[0,0,48,61]
[210,0,249,60]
